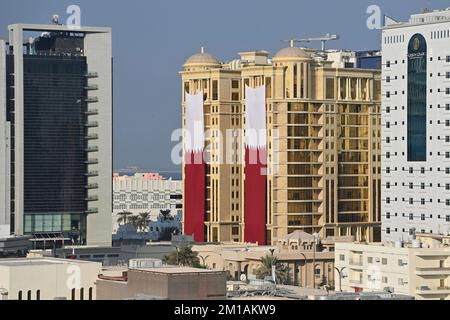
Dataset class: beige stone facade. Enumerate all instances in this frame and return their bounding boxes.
[193,232,354,289]
[181,44,382,244]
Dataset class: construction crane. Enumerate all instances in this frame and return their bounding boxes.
[282,33,340,51]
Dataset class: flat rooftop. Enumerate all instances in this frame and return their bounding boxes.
[0,257,96,267]
[131,266,224,274]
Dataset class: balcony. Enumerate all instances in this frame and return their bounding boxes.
[85,133,99,140]
[85,72,98,78]
[85,97,99,103]
[86,195,99,202]
[85,84,98,90]
[85,146,99,152]
[85,121,98,128]
[85,159,98,165]
[416,286,450,295]
[85,109,99,116]
[86,208,99,214]
[349,279,362,284]
[85,171,99,177]
[416,267,450,276]
[349,259,364,268]
[85,183,98,189]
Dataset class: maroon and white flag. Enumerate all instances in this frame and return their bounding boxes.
[184,91,205,242]
[244,85,267,245]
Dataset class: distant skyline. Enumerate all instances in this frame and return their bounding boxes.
[0,0,447,172]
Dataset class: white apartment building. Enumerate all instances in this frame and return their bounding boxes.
[112,173,182,233]
[335,241,450,300]
[382,8,450,242]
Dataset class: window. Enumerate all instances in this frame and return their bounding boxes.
[80,288,84,301]
[398,278,404,285]
[71,288,75,300]
[212,80,218,100]
[339,254,345,261]
[407,34,427,162]
[18,291,22,300]
[368,257,373,263]
[326,78,335,99]
[89,287,93,300]
[27,290,32,300]
[398,259,403,266]
[36,290,40,300]
[382,258,388,265]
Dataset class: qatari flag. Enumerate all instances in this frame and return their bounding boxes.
[184,91,205,242]
[244,85,267,245]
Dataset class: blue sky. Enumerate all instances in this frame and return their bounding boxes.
[1,0,448,173]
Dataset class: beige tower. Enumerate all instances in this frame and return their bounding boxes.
[181,45,381,244]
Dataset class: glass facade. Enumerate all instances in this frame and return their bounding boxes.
[22,54,88,242]
[407,33,427,161]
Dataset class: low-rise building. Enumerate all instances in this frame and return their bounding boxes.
[97,266,227,300]
[0,258,101,300]
[194,231,353,289]
[335,241,450,300]
[0,235,31,258]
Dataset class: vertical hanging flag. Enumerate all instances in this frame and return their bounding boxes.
[184,91,205,242]
[244,85,267,245]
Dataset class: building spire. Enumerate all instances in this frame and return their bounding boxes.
[290,39,294,48]
[200,46,205,54]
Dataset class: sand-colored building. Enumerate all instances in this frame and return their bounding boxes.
[96,266,227,300]
[193,231,354,289]
[335,241,450,300]
[0,258,101,300]
[181,43,382,244]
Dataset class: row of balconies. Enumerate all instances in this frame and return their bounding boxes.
[84,74,99,215]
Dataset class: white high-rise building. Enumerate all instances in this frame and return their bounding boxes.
[382,8,450,242]
[112,173,182,233]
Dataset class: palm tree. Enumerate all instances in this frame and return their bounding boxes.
[164,243,200,267]
[116,211,133,225]
[128,215,140,230]
[159,209,172,221]
[255,254,289,284]
[137,212,150,232]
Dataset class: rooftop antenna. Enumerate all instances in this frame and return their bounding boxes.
[282,33,340,51]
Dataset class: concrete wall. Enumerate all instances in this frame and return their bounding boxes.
[0,259,101,300]
[0,39,10,229]
[84,30,113,247]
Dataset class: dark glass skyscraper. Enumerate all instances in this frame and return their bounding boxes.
[1,23,113,246]
[22,53,88,242]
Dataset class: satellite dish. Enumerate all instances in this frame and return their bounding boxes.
[240,274,247,282]
[52,14,60,25]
